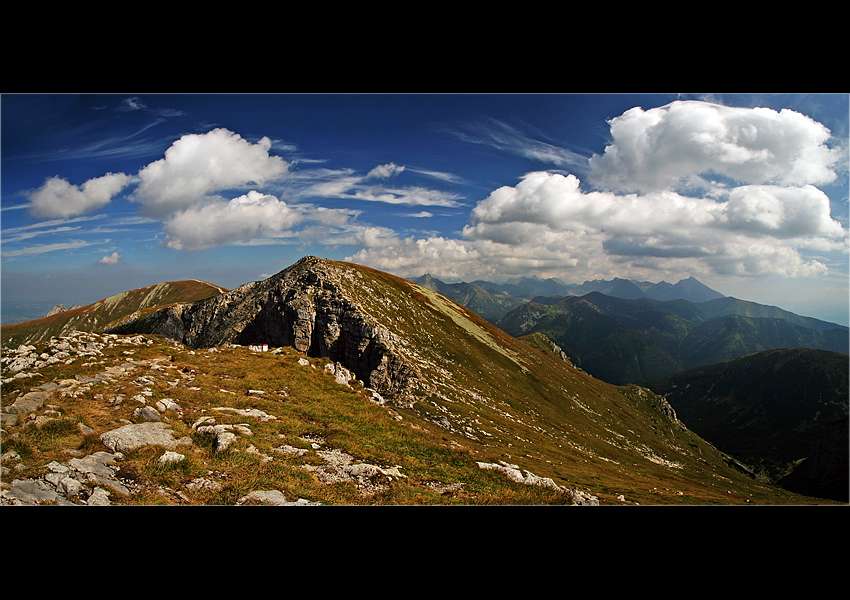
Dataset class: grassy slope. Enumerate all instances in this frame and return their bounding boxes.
[644,348,849,463]
[1,280,227,348]
[497,293,849,385]
[294,260,826,504]
[4,259,835,504]
[2,331,829,505]
[1,335,574,505]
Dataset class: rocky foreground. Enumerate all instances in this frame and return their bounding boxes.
[1,330,597,506]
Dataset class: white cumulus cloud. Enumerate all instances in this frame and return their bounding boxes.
[163,191,302,251]
[98,251,123,265]
[133,128,290,217]
[28,173,132,219]
[588,100,841,193]
[465,171,846,277]
[353,100,847,284]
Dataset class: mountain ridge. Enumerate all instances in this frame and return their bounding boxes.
[496,291,849,386]
[1,280,228,348]
[645,347,849,502]
[414,273,728,307]
[3,257,844,504]
[74,255,823,503]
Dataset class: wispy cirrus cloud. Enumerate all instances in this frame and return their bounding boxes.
[1,238,109,259]
[446,117,589,172]
[295,162,464,208]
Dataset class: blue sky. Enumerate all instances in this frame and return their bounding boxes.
[2,93,848,325]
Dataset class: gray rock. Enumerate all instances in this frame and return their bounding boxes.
[133,406,162,422]
[159,451,185,464]
[100,422,192,454]
[69,452,119,478]
[477,460,599,505]
[105,256,417,398]
[237,490,319,506]
[6,390,52,416]
[86,488,111,506]
[2,478,76,506]
[60,476,84,497]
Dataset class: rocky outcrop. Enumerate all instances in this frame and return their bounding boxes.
[477,460,599,505]
[1,330,406,506]
[46,304,68,317]
[44,304,82,317]
[106,257,417,398]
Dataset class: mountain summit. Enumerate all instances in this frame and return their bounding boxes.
[99,256,823,503]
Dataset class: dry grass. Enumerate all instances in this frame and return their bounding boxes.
[3,335,587,505]
[3,259,836,506]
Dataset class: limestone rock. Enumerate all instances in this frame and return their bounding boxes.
[106,256,418,398]
[100,422,192,454]
[237,490,319,506]
[159,451,186,465]
[477,460,599,505]
[46,304,68,317]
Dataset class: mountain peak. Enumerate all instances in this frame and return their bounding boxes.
[5,255,835,505]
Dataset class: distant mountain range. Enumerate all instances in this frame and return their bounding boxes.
[495,291,848,387]
[410,273,848,387]
[410,274,726,322]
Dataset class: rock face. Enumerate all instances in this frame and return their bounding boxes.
[107,257,416,397]
[46,304,68,317]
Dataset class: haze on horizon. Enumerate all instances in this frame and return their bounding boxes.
[2,93,848,326]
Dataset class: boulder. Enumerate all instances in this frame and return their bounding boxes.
[100,422,192,454]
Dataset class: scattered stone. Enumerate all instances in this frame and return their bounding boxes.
[274,444,309,457]
[185,477,223,492]
[2,478,77,506]
[477,460,599,505]
[159,451,185,465]
[133,406,162,422]
[324,362,354,387]
[303,447,406,496]
[156,398,181,413]
[195,422,240,452]
[86,487,111,506]
[192,416,216,430]
[237,489,319,506]
[212,407,276,422]
[5,390,52,417]
[1,451,131,505]
[100,422,192,454]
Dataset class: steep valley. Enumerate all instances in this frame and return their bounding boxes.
[496,292,849,386]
